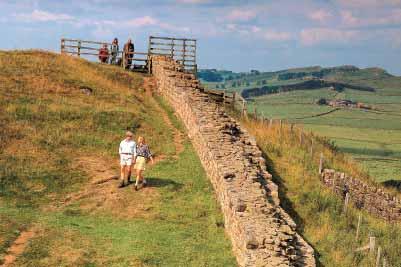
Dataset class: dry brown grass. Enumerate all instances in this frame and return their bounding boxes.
[238,116,401,266]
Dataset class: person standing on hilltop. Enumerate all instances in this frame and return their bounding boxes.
[123,38,135,69]
[118,131,136,188]
[133,136,154,191]
[98,43,109,63]
[110,38,119,65]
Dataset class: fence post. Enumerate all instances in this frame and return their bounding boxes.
[122,52,126,69]
[319,152,324,174]
[254,107,257,120]
[376,246,381,267]
[369,236,376,254]
[343,192,350,214]
[310,138,314,157]
[60,38,65,53]
[170,39,174,58]
[147,37,152,74]
[241,99,246,117]
[77,40,81,57]
[183,39,186,70]
[300,131,304,146]
[356,213,362,240]
[268,118,273,130]
[232,92,236,107]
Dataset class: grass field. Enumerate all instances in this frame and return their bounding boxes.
[202,66,401,183]
[247,87,401,183]
[240,118,401,267]
[0,51,236,266]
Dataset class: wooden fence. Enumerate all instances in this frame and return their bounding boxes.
[60,36,198,74]
[203,89,248,117]
[60,38,148,71]
[148,36,197,74]
[252,118,396,267]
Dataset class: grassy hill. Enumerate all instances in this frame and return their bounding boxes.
[0,51,236,266]
[239,118,401,267]
[201,67,401,183]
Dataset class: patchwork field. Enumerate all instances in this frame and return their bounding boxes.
[201,67,401,183]
[0,51,236,266]
[248,88,401,183]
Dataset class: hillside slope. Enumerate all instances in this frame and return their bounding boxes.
[202,66,401,183]
[0,51,236,266]
[238,117,401,267]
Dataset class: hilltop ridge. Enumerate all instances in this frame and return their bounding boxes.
[0,50,236,266]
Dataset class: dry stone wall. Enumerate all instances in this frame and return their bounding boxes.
[321,169,401,221]
[151,56,315,267]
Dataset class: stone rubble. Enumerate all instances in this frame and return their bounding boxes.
[321,169,401,221]
[151,56,316,267]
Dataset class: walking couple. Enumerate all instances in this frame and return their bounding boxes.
[119,131,154,191]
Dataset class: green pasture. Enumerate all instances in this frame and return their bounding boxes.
[0,51,235,266]
[249,87,401,182]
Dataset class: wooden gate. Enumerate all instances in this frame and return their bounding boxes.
[148,36,197,74]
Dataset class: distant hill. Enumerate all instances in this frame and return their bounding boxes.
[198,65,399,94]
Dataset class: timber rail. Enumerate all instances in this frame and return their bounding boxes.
[60,36,248,115]
[61,36,197,74]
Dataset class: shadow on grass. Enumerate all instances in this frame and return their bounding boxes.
[261,151,325,267]
[382,179,401,192]
[146,177,183,191]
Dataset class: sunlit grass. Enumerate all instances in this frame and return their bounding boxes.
[0,50,235,266]
[240,116,401,266]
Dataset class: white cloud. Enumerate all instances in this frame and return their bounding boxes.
[226,9,257,22]
[123,16,189,32]
[176,0,211,3]
[91,25,113,39]
[337,0,401,8]
[341,9,401,27]
[308,9,333,23]
[300,28,359,45]
[15,9,74,22]
[264,30,292,41]
[124,16,158,27]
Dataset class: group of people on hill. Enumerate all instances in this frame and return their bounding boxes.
[119,131,154,191]
[98,37,135,69]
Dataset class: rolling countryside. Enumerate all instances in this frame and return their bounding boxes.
[200,66,401,184]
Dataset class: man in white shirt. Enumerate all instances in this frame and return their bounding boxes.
[118,131,136,188]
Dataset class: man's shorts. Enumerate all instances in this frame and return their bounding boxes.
[120,155,133,166]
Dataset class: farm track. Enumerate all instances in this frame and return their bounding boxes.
[1,228,37,267]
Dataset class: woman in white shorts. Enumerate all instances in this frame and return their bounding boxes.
[133,136,154,191]
[118,131,136,188]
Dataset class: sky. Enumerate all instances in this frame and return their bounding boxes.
[1,0,401,75]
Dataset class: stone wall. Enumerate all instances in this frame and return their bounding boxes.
[151,56,315,267]
[321,169,401,221]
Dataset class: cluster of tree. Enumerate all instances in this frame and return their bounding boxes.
[198,70,224,82]
[241,79,375,99]
[277,66,361,81]
[256,80,267,86]
[230,80,252,88]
